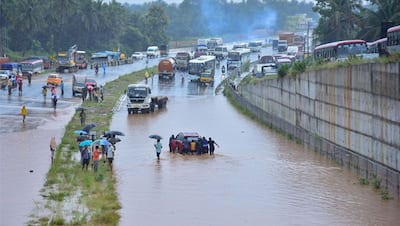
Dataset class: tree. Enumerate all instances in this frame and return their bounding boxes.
[144,5,169,45]
[357,0,400,41]
[313,0,363,43]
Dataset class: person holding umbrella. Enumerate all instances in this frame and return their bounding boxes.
[154,139,163,160]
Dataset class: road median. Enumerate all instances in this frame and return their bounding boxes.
[29,67,157,225]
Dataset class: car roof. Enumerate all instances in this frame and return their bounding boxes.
[179,132,200,137]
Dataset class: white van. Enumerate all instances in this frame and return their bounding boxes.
[146,46,160,58]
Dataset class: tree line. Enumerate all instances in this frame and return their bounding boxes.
[0,0,316,57]
[313,0,400,44]
[1,0,398,57]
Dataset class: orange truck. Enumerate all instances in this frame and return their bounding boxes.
[158,57,176,79]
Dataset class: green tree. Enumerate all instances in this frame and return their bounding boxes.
[357,0,400,41]
[144,4,169,45]
[313,0,363,43]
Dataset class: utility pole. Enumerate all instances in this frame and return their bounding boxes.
[307,20,310,57]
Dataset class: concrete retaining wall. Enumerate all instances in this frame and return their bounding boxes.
[234,62,400,197]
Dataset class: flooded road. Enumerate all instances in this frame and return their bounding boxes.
[1,46,399,225]
[112,75,400,225]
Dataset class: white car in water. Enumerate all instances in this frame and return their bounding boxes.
[131,52,145,60]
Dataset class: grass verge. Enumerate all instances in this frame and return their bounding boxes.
[29,67,157,225]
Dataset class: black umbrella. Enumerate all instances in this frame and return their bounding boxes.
[75,106,87,111]
[149,134,162,140]
[82,123,96,132]
[107,137,121,144]
[104,130,125,137]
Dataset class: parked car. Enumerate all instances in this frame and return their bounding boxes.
[46,73,62,86]
[131,52,145,60]
[72,74,86,96]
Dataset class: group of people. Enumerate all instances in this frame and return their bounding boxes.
[41,84,61,111]
[168,135,219,155]
[78,135,116,172]
[81,85,104,103]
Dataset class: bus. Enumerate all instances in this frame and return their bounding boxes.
[386,25,400,54]
[313,39,369,61]
[227,48,251,71]
[188,55,216,77]
[20,59,43,75]
[367,38,388,58]
[248,41,263,52]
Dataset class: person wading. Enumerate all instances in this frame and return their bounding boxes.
[154,139,163,160]
[21,105,27,123]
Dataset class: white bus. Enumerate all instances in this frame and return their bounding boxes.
[188,55,216,76]
[227,48,251,71]
[248,41,263,52]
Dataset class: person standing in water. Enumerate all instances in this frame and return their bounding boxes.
[154,139,162,160]
[21,105,27,123]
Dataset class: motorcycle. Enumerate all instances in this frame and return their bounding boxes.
[221,65,225,74]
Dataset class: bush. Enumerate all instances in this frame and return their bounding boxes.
[290,60,308,76]
[277,64,290,78]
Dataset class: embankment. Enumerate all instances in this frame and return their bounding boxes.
[230,62,400,197]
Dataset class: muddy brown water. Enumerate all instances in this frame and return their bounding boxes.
[111,79,400,226]
[1,59,400,225]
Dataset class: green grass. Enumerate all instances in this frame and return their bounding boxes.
[29,66,154,225]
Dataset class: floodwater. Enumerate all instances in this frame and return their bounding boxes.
[0,98,79,225]
[112,74,400,226]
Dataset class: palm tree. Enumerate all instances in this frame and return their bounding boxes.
[357,0,400,41]
[313,0,363,43]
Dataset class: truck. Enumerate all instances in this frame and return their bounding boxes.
[75,51,88,69]
[160,44,169,57]
[157,57,176,79]
[278,40,288,52]
[175,51,191,71]
[126,84,168,114]
[279,31,295,46]
[56,45,78,73]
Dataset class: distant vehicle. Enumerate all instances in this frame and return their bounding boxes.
[158,57,176,79]
[259,55,276,64]
[278,40,288,52]
[126,84,168,114]
[207,37,223,54]
[146,46,160,58]
[313,39,369,61]
[227,48,251,71]
[72,74,86,96]
[46,73,63,86]
[386,24,400,55]
[287,46,299,58]
[75,50,88,69]
[175,52,191,71]
[56,44,78,73]
[276,58,292,67]
[194,45,208,58]
[188,55,216,76]
[160,44,169,57]
[24,56,51,69]
[1,62,19,72]
[367,38,388,57]
[0,74,8,89]
[248,41,263,52]
[214,46,228,60]
[232,43,247,50]
[131,52,145,60]
[20,59,44,76]
[272,39,279,50]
